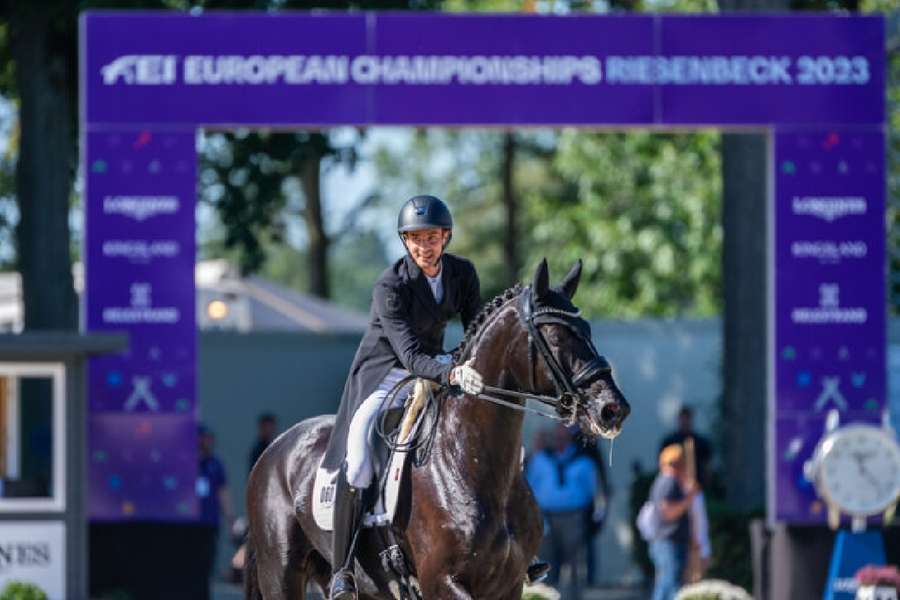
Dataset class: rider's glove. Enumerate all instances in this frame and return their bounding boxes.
[451,359,484,395]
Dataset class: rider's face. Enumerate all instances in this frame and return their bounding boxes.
[403,228,449,276]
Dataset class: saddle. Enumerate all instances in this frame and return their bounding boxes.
[311,379,437,532]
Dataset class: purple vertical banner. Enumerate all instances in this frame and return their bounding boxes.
[85,129,198,520]
[772,128,886,524]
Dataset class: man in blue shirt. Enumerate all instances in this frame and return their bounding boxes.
[196,426,234,600]
[526,424,598,599]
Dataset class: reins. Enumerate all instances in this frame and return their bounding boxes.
[376,286,611,451]
[376,285,613,428]
[472,385,566,421]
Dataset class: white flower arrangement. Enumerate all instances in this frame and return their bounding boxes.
[675,579,753,600]
[521,582,561,600]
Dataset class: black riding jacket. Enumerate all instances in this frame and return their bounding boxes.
[321,253,481,471]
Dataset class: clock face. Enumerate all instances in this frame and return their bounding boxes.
[819,425,900,516]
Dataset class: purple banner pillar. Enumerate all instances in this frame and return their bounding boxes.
[772,128,886,524]
[85,129,198,520]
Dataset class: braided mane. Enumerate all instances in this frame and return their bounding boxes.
[453,284,524,362]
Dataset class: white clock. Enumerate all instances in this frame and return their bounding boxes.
[805,421,900,531]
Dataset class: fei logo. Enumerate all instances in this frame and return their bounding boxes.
[101,55,177,85]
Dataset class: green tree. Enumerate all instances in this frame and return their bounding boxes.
[372,128,560,300]
[880,8,899,314]
[528,130,722,318]
[0,2,81,330]
[198,129,362,298]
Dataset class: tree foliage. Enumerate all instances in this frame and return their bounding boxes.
[882,9,899,314]
[373,127,722,317]
[372,129,559,300]
[198,130,356,277]
[528,131,722,318]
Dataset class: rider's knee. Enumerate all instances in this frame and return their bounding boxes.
[345,458,373,489]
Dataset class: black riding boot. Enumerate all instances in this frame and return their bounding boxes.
[329,469,364,600]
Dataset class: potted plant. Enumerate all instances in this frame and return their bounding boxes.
[674,579,752,600]
[521,582,561,600]
[855,565,900,600]
[0,581,47,600]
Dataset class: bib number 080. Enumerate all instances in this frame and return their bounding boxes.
[797,56,869,85]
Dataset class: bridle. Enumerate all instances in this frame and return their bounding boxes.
[467,286,612,423]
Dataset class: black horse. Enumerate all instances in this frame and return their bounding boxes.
[244,259,630,599]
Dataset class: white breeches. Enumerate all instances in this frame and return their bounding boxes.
[345,368,412,489]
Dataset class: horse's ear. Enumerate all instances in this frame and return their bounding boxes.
[532,258,550,300]
[559,259,583,300]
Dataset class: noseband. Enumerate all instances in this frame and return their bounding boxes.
[466,286,612,422]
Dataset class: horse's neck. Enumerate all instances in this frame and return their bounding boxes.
[438,317,527,493]
[438,395,525,495]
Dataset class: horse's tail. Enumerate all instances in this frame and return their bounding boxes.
[243,535,262,600]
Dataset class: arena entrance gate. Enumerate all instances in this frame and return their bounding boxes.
[81,7,886,587]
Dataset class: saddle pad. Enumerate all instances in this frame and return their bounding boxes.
[312,389,431,532]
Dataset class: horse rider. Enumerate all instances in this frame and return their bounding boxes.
[320,195,486,600]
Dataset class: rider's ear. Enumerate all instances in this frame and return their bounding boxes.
[532,258,550,300]
[558,259,583,300]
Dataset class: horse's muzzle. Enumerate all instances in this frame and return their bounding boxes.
[594,399,629,439]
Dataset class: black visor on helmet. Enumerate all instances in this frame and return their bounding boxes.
[397,195,453,233]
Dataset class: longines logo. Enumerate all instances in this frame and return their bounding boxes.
[0,542,51,571]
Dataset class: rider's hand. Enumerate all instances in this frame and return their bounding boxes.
[451,359,484,395]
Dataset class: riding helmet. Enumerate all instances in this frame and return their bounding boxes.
[397,195,453,233]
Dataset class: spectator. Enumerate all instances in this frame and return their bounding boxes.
[659,406,712,580]
[659,406,712,486]
[526,424,598,600]
[197,425,234,600]
[524,427,550,470]
[232,413,278,582]
[649,443,699,600]
[574,432,612,587]
[248,413,278,474]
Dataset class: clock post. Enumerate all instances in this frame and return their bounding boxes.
[805,413,900,599]
[824,531,889,600]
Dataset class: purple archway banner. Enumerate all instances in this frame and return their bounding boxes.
[81,11,886,523]
[82,13,884,127]
[772,128,885,523]
[84,130,198,520]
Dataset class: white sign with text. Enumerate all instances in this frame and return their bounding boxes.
[0,522,65,599]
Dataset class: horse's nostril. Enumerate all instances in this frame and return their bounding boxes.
[600,403,619,423]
